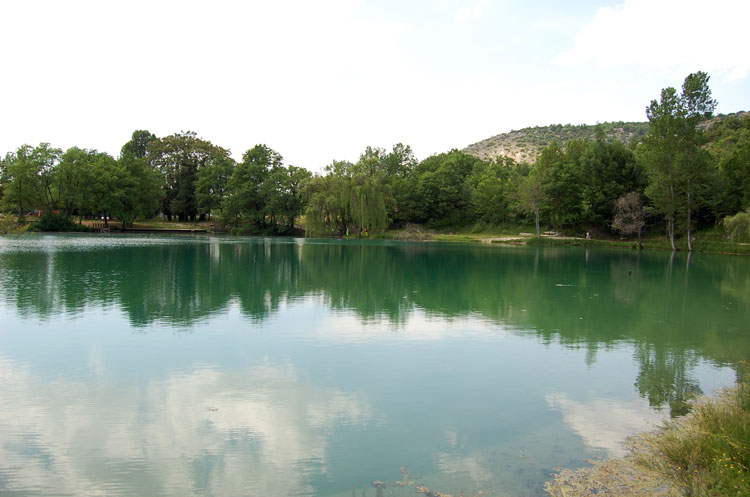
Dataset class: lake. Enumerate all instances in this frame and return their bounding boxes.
[0,235,747,497]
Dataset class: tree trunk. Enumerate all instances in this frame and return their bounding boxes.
[687,200,693,252]
[637,225,643,250]
[668,216,677,251]
[535,207,540,236]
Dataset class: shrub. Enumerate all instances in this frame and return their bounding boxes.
[33,212,89,232]
[635,365,750,496]
[724,210,750,242]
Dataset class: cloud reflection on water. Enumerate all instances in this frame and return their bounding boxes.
[0,356,372,497]
[545,393,665,457]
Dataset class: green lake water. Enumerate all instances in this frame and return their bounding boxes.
[0,235,748,497]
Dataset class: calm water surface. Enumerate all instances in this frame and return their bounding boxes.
[0,235,748,497]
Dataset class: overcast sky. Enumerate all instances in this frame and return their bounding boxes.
[1,0,748,171]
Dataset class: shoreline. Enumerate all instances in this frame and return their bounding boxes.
[375,230,750,256]
[4,218,750,256]
[544,382,748,497]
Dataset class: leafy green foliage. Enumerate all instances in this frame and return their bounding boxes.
[33,212,88,232]
[304,145,416,236]
[412,150,480,226]
[638,72,717,251]
[581,131,642,227]
[0,144,60,221]
[724,210,750,242]
[706,114,750,217]
[221,145,310,235]
[147,131,229,221]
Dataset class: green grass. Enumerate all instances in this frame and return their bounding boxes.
[127,219,217,230]
[525,231,750,255]
[633,368,750,496]
[375,223,750,255]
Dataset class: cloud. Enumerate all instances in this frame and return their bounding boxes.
[555,0,750,81]
[455,0,490,23]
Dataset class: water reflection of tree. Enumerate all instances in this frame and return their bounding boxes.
[1,238,748,413]
[633,343,702,417]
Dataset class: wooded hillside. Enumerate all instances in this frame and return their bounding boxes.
[463,112,749,164]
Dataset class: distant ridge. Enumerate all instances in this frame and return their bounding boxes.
[463,121,648,164]
[463,111,749,164]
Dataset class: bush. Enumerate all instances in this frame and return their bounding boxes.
[33,212,89,232]
[635,366,750,496]
[724,210,750,242]
[0,215,20,234]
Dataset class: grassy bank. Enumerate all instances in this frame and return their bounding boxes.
[374,223,750,255]
[5,216,749,256]
[546,372,750,497]
[524,235,750,255]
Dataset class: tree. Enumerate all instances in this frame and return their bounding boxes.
[723,209,750,242]
[57,147,104,221]
[196,155,234,218]
[470,158,515,226]
[612,192,646,242]
[31,143,62,213]
[706,114,750,217]
[581,128,642,229]
[271,165,311,233]
[679,72,717,251]
[1,146,40,221]
[380,143,418,225]
[0,144,60,221]
[118,130,163,226]
[412,150,480,226]
[516,168,546,236]
[148,131,229,221]
[303,161,354,237]
[83,152,122,226]
[530,140,584,232]
[639,72,716,251]
[222,144,294,233]
[120,130,156,161]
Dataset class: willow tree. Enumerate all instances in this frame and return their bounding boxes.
[303,163,353,236]
[349,173,388,233]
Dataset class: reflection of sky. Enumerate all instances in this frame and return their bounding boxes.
[0,254,741,497]
[545,394,664,457]
[0,355,372,497]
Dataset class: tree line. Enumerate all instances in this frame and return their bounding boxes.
[0,130,312,235]
[1,71,748,245]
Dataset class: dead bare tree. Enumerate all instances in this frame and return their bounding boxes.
[612,192,646,243]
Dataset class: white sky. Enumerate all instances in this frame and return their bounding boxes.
[1,0,748,171]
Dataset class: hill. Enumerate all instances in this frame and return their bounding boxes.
[463,111,749,164]
[463,121,649,164]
